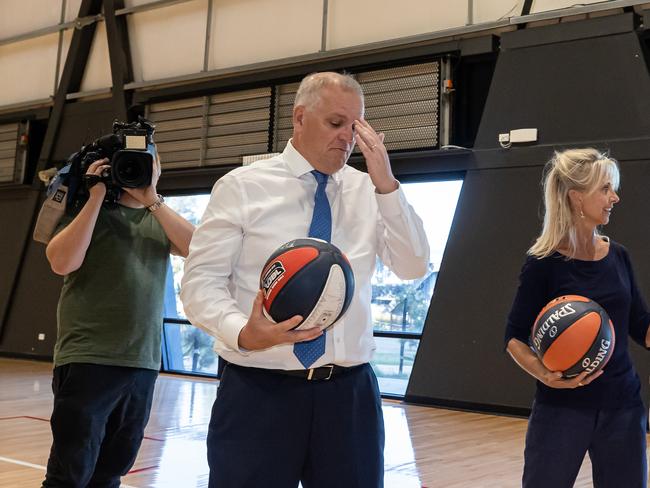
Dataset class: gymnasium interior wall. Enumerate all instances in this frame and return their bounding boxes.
[1,1,650,415]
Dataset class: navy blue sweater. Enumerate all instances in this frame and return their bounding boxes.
[505,240,650,409]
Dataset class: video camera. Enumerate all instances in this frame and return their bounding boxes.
[69,117,157,203]
[33,117,158,244]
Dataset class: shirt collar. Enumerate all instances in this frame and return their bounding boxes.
[283,139,344,185]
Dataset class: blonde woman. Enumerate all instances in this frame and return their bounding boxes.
[505,148,650,488]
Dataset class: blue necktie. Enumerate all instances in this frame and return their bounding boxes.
[293,170,331,368]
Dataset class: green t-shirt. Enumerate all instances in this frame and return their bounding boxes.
[53,203,170,370]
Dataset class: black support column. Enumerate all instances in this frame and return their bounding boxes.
[33,0,103,180]
[104,0,134,122]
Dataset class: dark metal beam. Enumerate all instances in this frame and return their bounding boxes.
[516,0,536,30]
[104,0,134,121]
[33,0,104,182]
[521,0,534,16]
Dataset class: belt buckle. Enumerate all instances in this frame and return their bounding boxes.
[307,364,334,381]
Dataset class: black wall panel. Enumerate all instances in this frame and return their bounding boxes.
[0,192,61,357]
[406,166,544,412]
[476,31,650,149]
[0,189,39,341]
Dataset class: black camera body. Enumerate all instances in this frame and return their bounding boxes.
[71,118,157,204]
[34,118,158,242]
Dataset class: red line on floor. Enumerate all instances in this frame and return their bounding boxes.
[143,435,164,442]
[128,464,159,474]
[0,415,49,422]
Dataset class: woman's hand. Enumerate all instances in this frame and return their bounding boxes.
[541,369,604,389]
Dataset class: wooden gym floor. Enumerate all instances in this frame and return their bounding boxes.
[1,357,645,488]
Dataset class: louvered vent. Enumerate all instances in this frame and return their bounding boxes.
[0,123,21,183]
[272,62,439,153]
[272,82,299,153]
[356,62,439,152]
[148,87,272,170]
[148,97,203,170]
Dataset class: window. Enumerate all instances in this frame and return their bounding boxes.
[161,178,463,396]
[370,180,463,395]
[161,194,217,375]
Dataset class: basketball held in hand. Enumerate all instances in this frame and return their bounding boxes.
[531,295,615,378]
[259,238,355,331]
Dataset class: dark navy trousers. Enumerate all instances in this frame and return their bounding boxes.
[523,402,647,488]
[42,363,157,488]
[207,363,385,488]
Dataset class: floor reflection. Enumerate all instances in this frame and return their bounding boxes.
[383,404,421,486]
[154,438,210,488]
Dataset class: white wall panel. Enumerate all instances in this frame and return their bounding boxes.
[208,0,321,70]
[65,0,84,22]
[79,21,112,92]
[128,0,206,82]
[473,0,523,24]
[0,33,59,106]
[0,0,62,39]
[327,0,467,50]
[531,0,605,14]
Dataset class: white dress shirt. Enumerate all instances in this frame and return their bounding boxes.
[180,140,430,369]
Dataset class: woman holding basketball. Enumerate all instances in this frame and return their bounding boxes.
[505,148,650,488]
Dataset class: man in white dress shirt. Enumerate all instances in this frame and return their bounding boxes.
[181,72,430,488]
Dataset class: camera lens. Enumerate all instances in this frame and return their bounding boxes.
[119,159,143,180]
[111,151,153,188]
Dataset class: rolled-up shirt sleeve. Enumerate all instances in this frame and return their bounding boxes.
[180,174,249,353]
[504,256,549,348]
[375,185,430,280]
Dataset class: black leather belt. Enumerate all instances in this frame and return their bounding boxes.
[271,364,355,381]
[229,363,359,381]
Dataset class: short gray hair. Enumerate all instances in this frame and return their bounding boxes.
[293,72,364,110]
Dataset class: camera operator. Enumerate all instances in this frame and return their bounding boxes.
[42,152,194,488]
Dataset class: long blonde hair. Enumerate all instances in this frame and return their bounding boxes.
[528,148,620,259]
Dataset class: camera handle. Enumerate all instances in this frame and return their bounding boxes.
[83,173,103,190]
